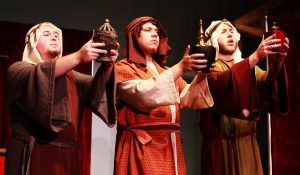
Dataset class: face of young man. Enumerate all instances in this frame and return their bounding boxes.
[137,22,160,57]
[36,25,61,61]
[217,24,238,55]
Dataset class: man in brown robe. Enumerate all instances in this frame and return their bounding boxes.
[114,16,214,175]
[198,19,289,175]
[4,22,118,175]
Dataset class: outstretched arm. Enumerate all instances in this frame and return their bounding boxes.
[54,39,118,77]
[249,34,289,70]
[171,45,211,80]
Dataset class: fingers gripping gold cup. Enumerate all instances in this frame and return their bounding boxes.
[92,19,119,62]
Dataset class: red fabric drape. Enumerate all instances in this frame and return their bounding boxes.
[271,18,300,175]
[0,21,92,175]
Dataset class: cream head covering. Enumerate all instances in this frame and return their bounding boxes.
[22,22,63,65]
[205,19,243,63]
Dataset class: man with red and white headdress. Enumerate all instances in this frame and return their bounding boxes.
[114,16,214,175]
[197,19,289,175]
[4,22,118,175]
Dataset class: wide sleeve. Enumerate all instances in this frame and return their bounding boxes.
[260,59,288,115]
[207,58,260,119]
[117,68,180,112]
[5,60,70,132]
[74,63,116,127]
[180,73,214,109]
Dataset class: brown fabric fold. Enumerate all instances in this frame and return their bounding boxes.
[208,58,260,119]
[230,59,260,119]
[10,131,35,175]
[203,129,256,175]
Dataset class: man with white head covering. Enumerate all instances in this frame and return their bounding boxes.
[4,22,118,175]
[205,19,243,63]
[197,19,289,175]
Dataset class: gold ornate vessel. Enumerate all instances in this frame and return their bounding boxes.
[93,19,118,62]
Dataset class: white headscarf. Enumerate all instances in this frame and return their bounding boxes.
[205,19,243,63]
[22,22,63,65]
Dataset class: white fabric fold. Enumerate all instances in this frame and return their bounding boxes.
[180,73,214,109]
[117,68,179,112]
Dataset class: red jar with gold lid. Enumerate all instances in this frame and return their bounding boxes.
[265,22,286,53]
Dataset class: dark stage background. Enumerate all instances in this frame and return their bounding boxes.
[1,0,299,174]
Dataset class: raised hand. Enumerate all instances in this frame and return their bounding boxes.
[78,39,107,62]
[255,34,289,61]
[179,45,210,73]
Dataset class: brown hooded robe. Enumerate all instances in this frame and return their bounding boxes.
[4,59,116,175]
